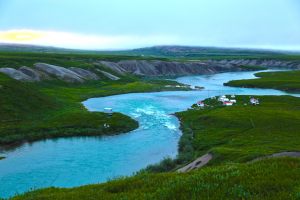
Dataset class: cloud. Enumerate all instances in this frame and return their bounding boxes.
[0,29,179,50]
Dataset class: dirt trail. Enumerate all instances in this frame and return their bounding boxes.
[178,151,300,173]
[177,153,212,173]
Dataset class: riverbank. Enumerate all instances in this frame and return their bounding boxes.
[225,70,300,92]
[8,95,300,199]
[0,72,190,147]
[176,95,300,165]
[143,95,300,172]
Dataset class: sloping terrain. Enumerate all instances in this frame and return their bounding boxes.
[0,73,140,145]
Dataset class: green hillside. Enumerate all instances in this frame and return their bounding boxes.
[0,73,140,145]
[0,50,188,145]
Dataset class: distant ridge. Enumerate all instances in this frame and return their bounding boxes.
[128,45,288,58]
[0,43,297,57]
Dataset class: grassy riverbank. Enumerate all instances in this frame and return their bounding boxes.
[144,95,300,172]
[0,72,186,146]
[11,157,300,199]
[176,95,300,166]
[225,70,300,92]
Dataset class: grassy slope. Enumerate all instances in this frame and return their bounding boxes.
[3,50,300,199]
[225,70,300,92]
[145,95,300,172]
[10,95,300,199]
[176,95,300,166]
[11,158,300,200]
[0,74,137,145]
[0,49,189,146]
[0,73,187,145]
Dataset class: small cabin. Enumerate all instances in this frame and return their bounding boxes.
[218,96,225,102]
[218,95,230,102]
[197,101,205,108]
[223,101,233,106]
[250,98,259,105]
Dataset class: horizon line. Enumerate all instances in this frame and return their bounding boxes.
[1,42,300,54]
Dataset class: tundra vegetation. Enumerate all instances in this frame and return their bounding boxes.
[0,52,189,146]
[9,95,300,199]
[225,70,300,92]
[1,47,300,199]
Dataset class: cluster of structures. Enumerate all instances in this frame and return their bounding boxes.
[217,95,237,106]
[196,95,260,108]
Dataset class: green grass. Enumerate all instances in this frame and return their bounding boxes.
[0,51,170,69]
[10,157,300,200]
[8,95,300,199]
[225,70,300,92]
[145,95,300,172]
[176,95,300,166]
[0,72,187,145]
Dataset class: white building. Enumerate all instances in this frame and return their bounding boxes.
[223,101,233,106]
[250,98,259,105]
[197,101,205,108]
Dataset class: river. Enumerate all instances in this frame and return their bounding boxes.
[0,70,297,198]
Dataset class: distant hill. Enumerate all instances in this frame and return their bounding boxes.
[0,43,73,53]
[127,45,288,58]
[1,43,299,60]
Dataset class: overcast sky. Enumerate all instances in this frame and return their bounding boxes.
[0,0,300,50]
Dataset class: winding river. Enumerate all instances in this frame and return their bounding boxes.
[0,70,298,198]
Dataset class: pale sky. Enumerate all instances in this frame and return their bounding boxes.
[0,0,300,50]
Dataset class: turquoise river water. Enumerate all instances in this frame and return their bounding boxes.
[0,71,298,198]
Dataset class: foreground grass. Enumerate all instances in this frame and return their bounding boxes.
[11,157,300,200]
[0,73,185,146]
[225,70,300,92]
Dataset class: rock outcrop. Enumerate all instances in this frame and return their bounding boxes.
[97,70,120,80]
[0,68,33,81]
[19,66,50,81]
[1,59,299,82]
[34,63,85,83]
[97,61,127,75]
[0,64,100,83]
[69,67,99,80]
[99,59,300,76]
